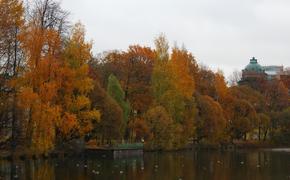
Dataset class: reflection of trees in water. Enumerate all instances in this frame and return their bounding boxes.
[29,160,55,180]
[0,159,55,180]
[0,151,289,179]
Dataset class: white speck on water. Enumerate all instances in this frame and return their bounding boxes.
[240,161,244,165]
[120,170,124,174]
[92,170,100,175]
[84,165,88,168]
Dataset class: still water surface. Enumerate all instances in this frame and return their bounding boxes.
[1,149,290,180]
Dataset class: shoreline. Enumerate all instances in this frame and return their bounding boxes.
[1,142,290,161]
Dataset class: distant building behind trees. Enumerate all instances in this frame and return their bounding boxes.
[239,57,290,96]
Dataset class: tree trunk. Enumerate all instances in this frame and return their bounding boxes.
[244,133,247,141]
[11,93,17,151]
[263,130,268,141]
[258,125,261,141]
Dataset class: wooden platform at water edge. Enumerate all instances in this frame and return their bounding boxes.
[84,143,144,159]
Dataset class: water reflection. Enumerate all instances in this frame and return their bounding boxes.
[0,150,290,180]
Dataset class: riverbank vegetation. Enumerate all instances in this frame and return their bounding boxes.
[0,0,289,154]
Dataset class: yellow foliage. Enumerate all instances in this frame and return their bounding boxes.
[30,103,61,153]
[170,47,195,99]
[80,109,101,122]
[57,112,79,136]
[18,87,39,108]
[214,71,228,102]
[74,96,91,111]
[74,77,94,94]
[39,82,58,103]
[13,19,100,152]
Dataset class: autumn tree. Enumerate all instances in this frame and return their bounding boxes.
[0,0,24,76]
[195,66,217,98]
[16,24,63,152]
[144,106,173,150]
[264,80,289,111]
[107,74,130,138]
[151,34,171,103]
[271,108,290,144]
[122,46,155,113]
[227,99,258,140]
[27,0,69,37]
[0,0,24,149]
[214,70,228,102]
[93,45,155,114]
[229,85,266,113]
[168,47,197,139]
[152,37,196,122]
[11,0,67,152]
[196,95,227,143]
[56,23,100,143]
[90,80,123,144]
[129,117,151,142]
[257,113,270,141]
[151,37,197,147]
[169,47,195,99]
[14,4,99,152]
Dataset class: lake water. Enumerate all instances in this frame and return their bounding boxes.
[1,149,290,180]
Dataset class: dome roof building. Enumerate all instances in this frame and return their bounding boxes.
[238,57,290,95]
[244,57,264,73]
[239,57,267,88]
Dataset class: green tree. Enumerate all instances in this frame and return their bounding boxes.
[151,35,171,103]
[151,38,197,147]
[107,74,130,137]
[90,81,123,144]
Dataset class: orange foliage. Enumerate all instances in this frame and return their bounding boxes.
[170,47,195,99]
[13,19,99,152]
[214,70,228,102]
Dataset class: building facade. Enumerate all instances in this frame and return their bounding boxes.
[239,57,290,95]
[240,57,267,81]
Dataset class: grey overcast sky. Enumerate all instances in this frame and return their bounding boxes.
[61,0,290,77]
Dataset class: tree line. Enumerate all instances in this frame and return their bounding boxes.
[0,0,289,153]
